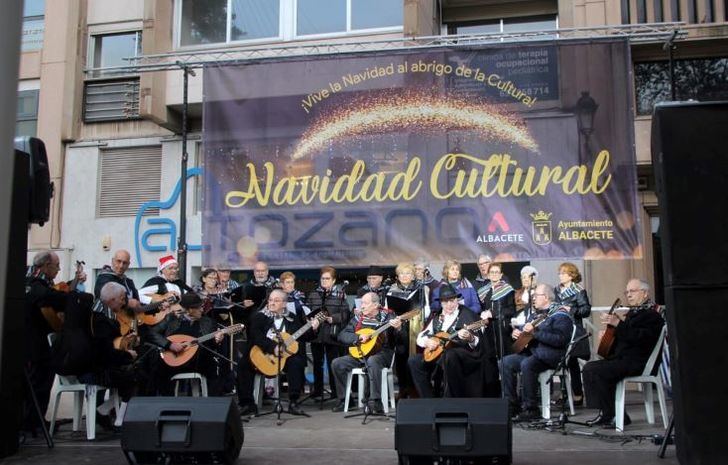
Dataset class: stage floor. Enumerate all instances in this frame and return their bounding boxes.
[8,391,677,465]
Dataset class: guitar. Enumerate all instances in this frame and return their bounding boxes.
[348,309,420,359]
[161,324,244,367]
[138,292,182,325]
[41,260,85,331]
[250,312,329,377]
[597,298,623,358]
[113,308,140,351]
[511,312,550,354]
[423,318,490,362]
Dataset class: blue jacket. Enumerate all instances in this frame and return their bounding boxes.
[530,311,574,368]
[431,280,481,315]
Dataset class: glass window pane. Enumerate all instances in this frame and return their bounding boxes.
[17,90,39,118]
[453,21,500,35]
[503,15,557,33]
[93,33,140,72]
[351,0,402,30]
[15,120,37,138]
[24,0,45,18]
[231,0,279,41]
[180,0,227,46]
[297,0,346,35]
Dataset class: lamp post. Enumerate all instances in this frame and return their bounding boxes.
[576,91,598,156]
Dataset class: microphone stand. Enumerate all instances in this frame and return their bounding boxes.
[494,297,507,399]
[256,327,308,425]
[543,332,591,432]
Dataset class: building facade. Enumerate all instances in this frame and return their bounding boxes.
[19,0,728,302]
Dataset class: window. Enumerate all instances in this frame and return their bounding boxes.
[89,31,142,77]
[16,90,39,137]
[97,146,162,218]
[634,57,728,115]
[449,14,558,40]
[22,0,45,51]
[176,0,402,47]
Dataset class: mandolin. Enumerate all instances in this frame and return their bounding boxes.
[597,298,623,358]
[511,312,550,354]
[113,308,141,351]
[41,260,85,331]
[423,318,490,362]
[250,312,329,377]
[348,309,420,359]
[138,292,182,325]
[161,324,244,367]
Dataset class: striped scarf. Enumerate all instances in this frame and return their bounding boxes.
[491,281,514,301]
[477,282,492,302]
[558,282,584,300]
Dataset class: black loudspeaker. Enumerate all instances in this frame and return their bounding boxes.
[395,398,512,464]
[121,397,243,465]
[651,101,728,465]
[13,136,53,226]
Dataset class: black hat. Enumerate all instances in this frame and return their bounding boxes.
[179,293,203,309]
[438,284,461,302]
[367,265,384,277]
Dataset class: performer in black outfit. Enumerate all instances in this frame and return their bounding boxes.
[408,285,483,398]
[138,255,192,304]
[93,249,140,316]
[414,258,438,312]
[250,289,320,415]
[478,262,516,360]
[307,266,351,399]
[583,279,664,427]
[553,262,591,406]
[356,265,389,304]
[331,292,402,413]
[503,284,574,421]
[24,251,84,433]
[147,293,226,396]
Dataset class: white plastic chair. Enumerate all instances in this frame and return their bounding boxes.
[538,324,577,419]
[614,325,668,431]
[343,354,396,413]
[171,372,208,397]
[46,334,119,440]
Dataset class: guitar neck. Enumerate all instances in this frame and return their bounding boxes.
[196,327,233,344]
[447,319,488,341]
[607,298,621,315]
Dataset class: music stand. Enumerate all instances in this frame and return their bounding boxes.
[256,330,309,425]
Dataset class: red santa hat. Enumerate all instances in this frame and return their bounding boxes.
[158,255,178,272]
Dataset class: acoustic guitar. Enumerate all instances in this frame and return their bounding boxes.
[250,312,329,377]
[423,318,490,362]
[138,292,181,325]
[113,308,140,351]
[597,298,623,358]
[348,309,420,359]
[161,323,244,367]
[41,260,85,332]
[511,312,550,354]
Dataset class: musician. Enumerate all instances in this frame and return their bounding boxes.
[583,279,664,427]
[250,289,319,415]
[473,254,493,295]
[241,261,276,310]
[513,265,538,325]
[357,265,389,303]
[138,255,191,304]
[148,293,225,396]
[307,266,351,399]
[93,249,140,316]
[408,285,482,398]
[502,284,574,421]
[217,266,240,292]
[478,263,516,359]
[554,262,591,406]
[385,263,424,399]
[414,257,438,308]
[24,251,83,433]
[193,268,227,317]
[331,292,402,413]
[430,260,480,314]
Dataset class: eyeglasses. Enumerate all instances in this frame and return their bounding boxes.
[321,276,333,281]
[268,298,284,303]
[533,293,546,297]
[625,289,644,294]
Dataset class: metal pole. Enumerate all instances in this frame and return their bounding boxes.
[663,30,678,101]
[177,64,194,283]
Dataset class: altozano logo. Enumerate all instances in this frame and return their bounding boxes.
[476,211,525,245]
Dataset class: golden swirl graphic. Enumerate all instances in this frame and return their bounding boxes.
[291,92,539,161]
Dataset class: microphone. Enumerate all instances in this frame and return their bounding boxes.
[342,280,350,287]
[382,277,394,287]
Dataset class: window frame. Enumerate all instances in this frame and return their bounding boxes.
[87,30,142,80]
[447,14,559,41]
[16,89,40,138]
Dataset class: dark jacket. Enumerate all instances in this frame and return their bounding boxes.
[147,313,218,350]
[94,267,139,300]
[89,313,135,370]
[26,275,69,362]
[142,275,194,295]
[307,285,351,344]
[338,307,398,350]
[529,310,574,368]
[422,306,478,350]
[612,304,664,368]
[249,308,314,356]
[554,284,592,359]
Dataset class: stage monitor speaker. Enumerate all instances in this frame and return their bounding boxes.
[121,397,243,465]
[13,136,52,226]
[395,398,511,464]
[651,101,728,465]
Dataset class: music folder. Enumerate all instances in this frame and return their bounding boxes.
[386,289,419,316]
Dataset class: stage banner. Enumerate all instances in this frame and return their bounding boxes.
[202,40,641,268]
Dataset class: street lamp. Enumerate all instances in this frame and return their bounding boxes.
[576,91,598,156]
